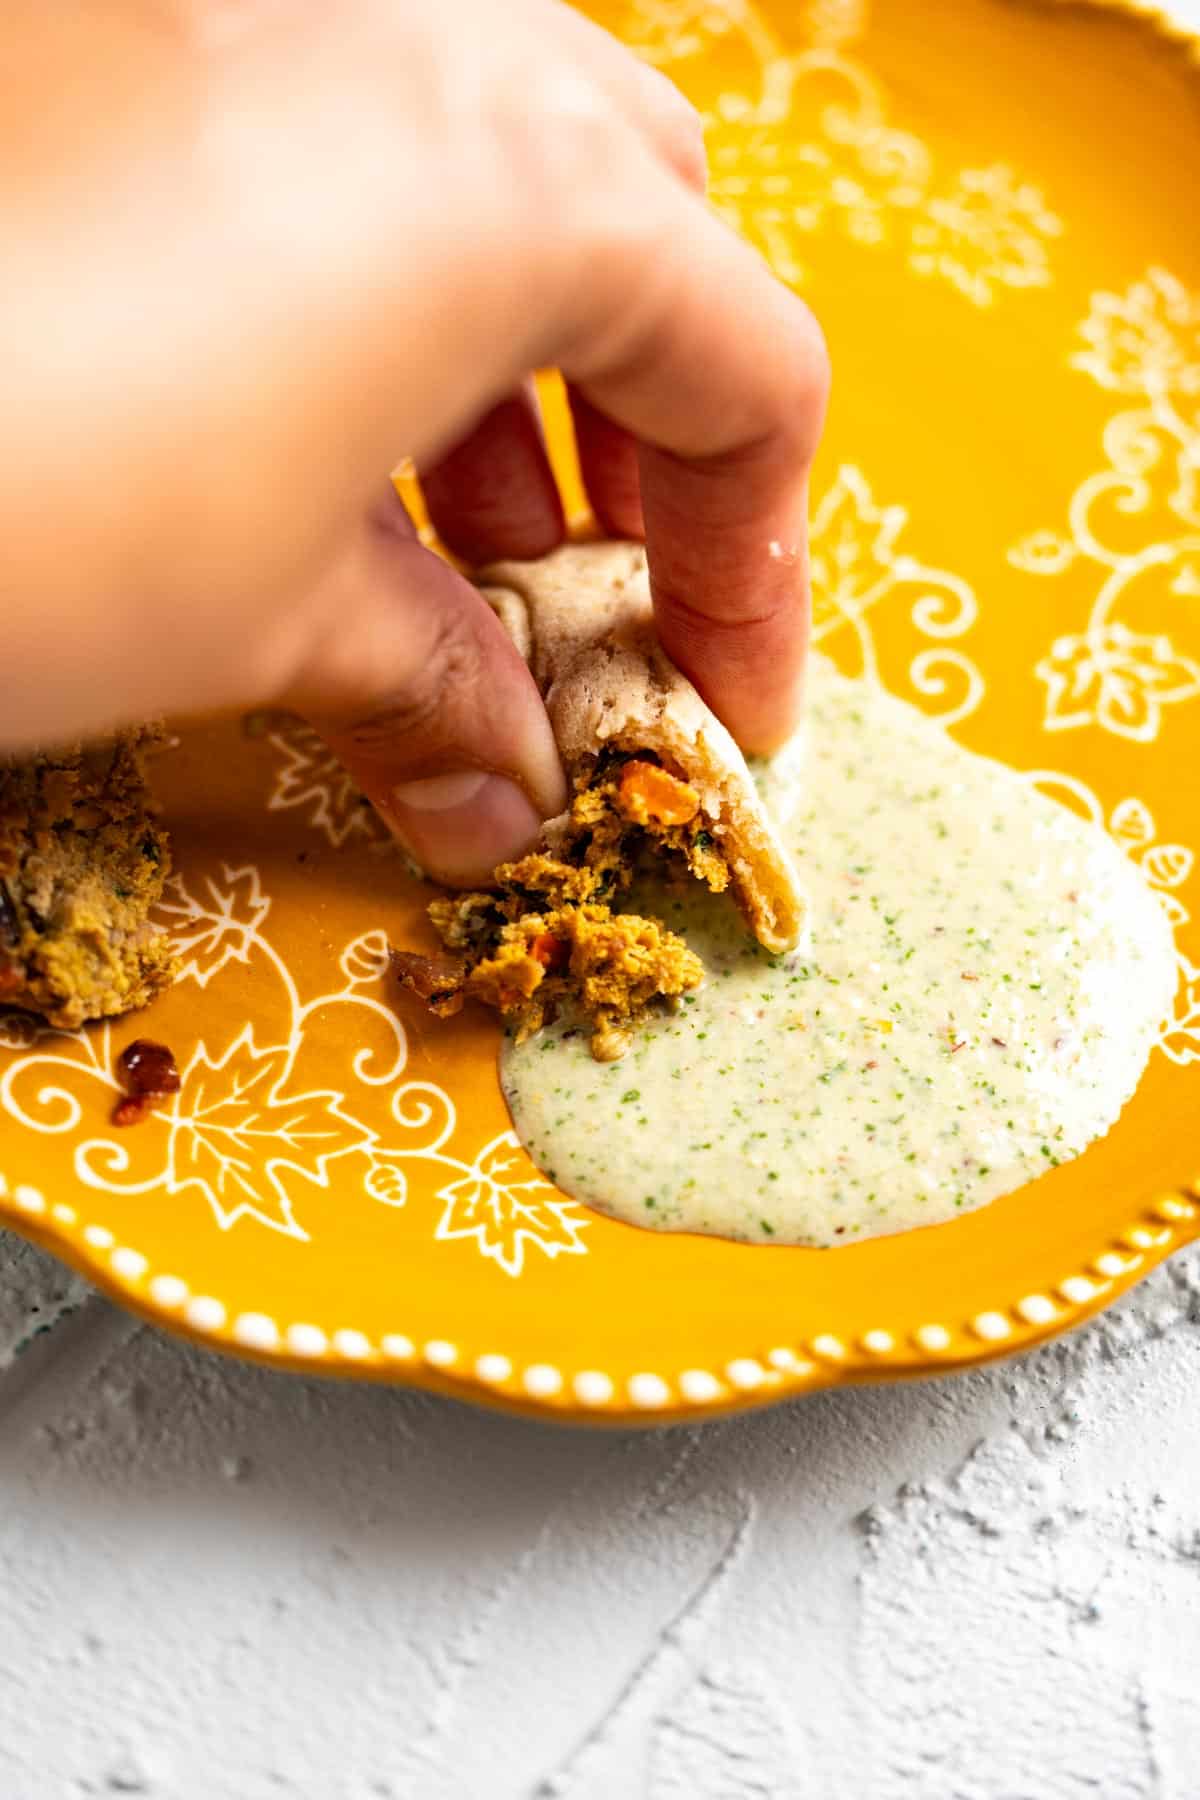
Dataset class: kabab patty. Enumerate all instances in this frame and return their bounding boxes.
[0,727,176,1029]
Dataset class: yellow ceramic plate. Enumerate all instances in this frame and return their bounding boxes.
[3,0,1199,1423]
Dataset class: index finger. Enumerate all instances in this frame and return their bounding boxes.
[552,161,829,753]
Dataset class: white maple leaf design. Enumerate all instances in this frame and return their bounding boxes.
[434,1132,589,1279]
[155,864,270,988]
[809,464,909,637]
[266,722,385,848]
[166,1026,374,1238]
[1036,624,1200,743]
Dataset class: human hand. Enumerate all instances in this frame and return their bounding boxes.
[2,0,828,883]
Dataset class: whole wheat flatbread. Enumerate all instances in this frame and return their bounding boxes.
[477,541,806,954]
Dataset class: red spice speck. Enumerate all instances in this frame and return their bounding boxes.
[113,1038,181,1127]
[119,1038,181,1097]
[960,972,980,982]
[112,1095,150,1128]
[950,1041,966,1054]
[991,1036,1008,1048]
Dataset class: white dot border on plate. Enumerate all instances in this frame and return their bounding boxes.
[4,1168,1197,1416]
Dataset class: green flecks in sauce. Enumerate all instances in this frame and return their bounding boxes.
[501,658,1177,1249]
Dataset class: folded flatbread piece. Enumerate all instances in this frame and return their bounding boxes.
[392,541,806,1061]
[481,540,804,955]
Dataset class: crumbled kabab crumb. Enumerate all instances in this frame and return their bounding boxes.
[394,899,702,1061]
[387,949,470,1018]
[392,751,719,1060]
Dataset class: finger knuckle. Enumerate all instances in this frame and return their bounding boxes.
[509,76,626,210]
[798,306,832,406]
[773,304,831,458]
[659,90,708,190]
[343,609,485,754]
[669,116,709,192]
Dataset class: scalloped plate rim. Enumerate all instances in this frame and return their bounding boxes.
[2,0,1199,1423]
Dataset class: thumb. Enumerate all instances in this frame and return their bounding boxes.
[283,495,566,886]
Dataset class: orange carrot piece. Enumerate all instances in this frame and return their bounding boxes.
[617,760,700,827]
[530,931,568,971]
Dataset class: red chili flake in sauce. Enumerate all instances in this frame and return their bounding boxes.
[112,1038,181,1127]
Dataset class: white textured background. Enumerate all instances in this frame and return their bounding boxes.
[3,1224,1200,1798]
[5,2,1200,1792]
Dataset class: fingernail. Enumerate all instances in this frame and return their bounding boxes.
[384,770,544,885]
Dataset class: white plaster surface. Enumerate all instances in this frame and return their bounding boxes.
[3,1224,1200,1798]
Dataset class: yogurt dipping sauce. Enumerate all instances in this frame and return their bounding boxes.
[502,659,1176,1248]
